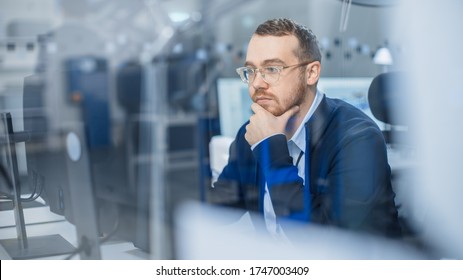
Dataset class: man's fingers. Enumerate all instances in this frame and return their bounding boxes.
[250,103,267,114]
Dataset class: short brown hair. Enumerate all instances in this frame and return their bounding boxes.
[254,18,322,63]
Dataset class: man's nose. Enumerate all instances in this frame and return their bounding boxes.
[251,70,268,89]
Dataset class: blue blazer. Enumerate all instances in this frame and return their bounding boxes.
[214,95,401,237]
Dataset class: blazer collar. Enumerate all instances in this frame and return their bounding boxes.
[304,95,335,153]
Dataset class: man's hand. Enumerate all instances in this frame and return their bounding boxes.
[245,103,299,146]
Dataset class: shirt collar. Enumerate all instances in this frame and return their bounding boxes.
[288,90,324,152]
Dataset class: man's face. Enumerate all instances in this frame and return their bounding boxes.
[245,34,307,116]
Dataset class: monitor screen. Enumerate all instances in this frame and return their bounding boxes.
[216,78,252,138]
[317,77,385,130]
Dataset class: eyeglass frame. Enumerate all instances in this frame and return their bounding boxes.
[235,61,314,85]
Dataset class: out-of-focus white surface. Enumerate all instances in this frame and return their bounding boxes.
[174,202,425,260]
[396,0,463,259]
[209,135,234,185]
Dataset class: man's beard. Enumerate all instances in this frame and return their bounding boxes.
[253,74,307,116]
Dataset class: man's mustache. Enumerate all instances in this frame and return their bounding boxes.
[252,89,276,102]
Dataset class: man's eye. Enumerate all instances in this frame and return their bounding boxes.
[244,68,255,75]
[265,67,280,74]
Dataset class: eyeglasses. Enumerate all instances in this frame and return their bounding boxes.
[236,61,313,85]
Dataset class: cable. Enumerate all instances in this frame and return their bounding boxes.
[339,0,353,32]
[19,172,44,202]
[63,214,121,260]
[0,162,44,202]
[20,185,43,202]
[99,216,121,244]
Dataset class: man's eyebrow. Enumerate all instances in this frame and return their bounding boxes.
[262,58,286,65]
[244,61,255,67]
[244,58,286,67]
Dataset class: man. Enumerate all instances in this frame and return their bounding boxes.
[213,18,401,238]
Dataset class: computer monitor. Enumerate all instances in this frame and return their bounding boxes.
[317,77,385,130]
[20,57,152,259]
[22,74,71,218]
[0,110,76,260]
[216,78,252,138]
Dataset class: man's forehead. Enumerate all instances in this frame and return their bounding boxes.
[249,34,299,46]
[246,34,299,63]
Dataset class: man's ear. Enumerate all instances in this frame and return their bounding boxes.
[306,61,321,86]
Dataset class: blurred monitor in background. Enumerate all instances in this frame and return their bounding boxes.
[216,78,253,138]
[22,57,152,256]
[317,77,385,130]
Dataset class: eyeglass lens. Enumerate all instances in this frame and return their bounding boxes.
[242,68,279,84]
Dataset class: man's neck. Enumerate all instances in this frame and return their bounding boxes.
[285,90,316,139]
